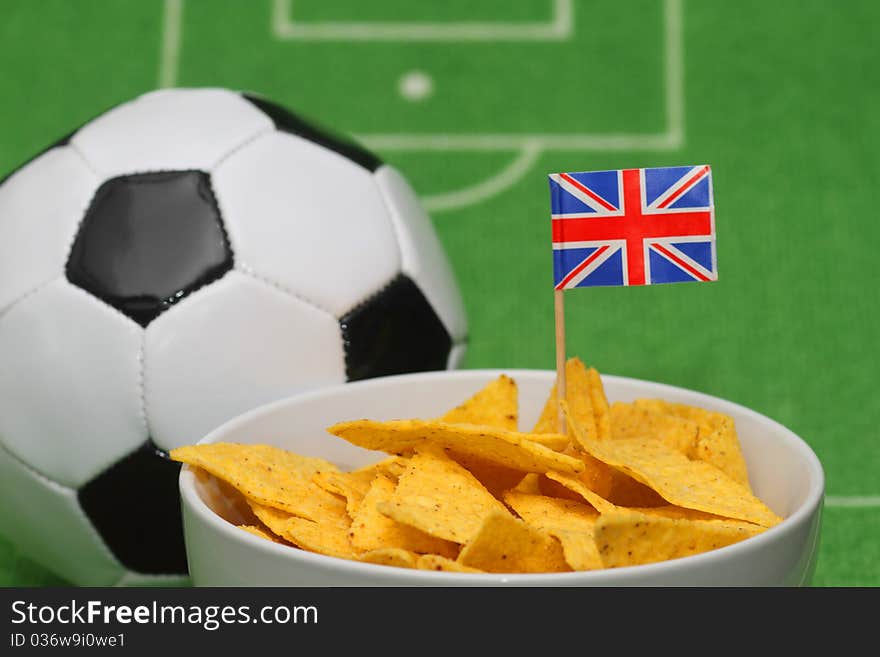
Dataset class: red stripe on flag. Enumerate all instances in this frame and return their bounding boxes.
[558,173,617,212]
[650,242,711,281]
[551,211,712,243]
[555,245,611,290]
[656,165,710,209]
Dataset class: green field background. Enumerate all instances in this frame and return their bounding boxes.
[0,0,878,586]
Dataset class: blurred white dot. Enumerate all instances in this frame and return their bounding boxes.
[398,70,433,102]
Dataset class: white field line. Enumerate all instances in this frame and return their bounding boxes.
[358,131,682,152]
[158,0,683,211]
[664,0,684,149]
[824,496,880,508]
[422,142,542,213]
[272,0,573,41]
[158,0,182,88]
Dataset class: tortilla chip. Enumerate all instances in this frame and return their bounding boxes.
[448,454,531,500]
[503,491,600,529]
[249,500,355,560]
[586,366,612,441]
[632,399,715,431]
[328,419,583,474]
[358,547,419,569]
[350,474,458,557]
[594,509,765,567]
[536,474,591,503]
[564,407,781,527]
[633,399,751,488]
[610,402,700,456]
[416,554,484,573]
[311,471,371,517]
[512,473,542,494]
[457,511,570,573]
[532,358,609,442]
[353,455,409,480]
[544,471,618,514]
[503,491,602,571]
[695,416,751,490]
[192,467,260,526]
[534,446,618,504]
[311,456,407,517]
[376,449,510,544]
[540,463,661,508]
[606,471,668,508]
[170,443,339,517]
[264,479,355,524]
[563,445,616,499]
[632,505,732,521]
[238,524,288,544]
[520,433,571,450]
[440,374,518,430]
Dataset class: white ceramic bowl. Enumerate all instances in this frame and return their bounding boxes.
[179,370,824,586]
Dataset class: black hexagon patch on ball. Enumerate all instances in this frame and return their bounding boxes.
[340,274,452,381]
[66,170,233,327]
[78,442,187,575]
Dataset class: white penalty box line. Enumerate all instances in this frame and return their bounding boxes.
[271,0,683,154]
[272,0,574,41]
[162,0,684,153]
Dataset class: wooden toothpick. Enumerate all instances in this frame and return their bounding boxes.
[554,288,567,435]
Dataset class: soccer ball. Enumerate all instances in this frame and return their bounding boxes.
[0,88,467,585]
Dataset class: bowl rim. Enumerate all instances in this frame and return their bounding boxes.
[179,369,825,584]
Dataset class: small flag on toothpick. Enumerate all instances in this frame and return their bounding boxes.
[547,165,716,430]
[549,165,716,288]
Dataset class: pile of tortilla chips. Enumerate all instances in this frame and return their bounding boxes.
[171,358,782,574]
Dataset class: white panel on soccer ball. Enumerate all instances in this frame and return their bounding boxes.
[144,271,346,451]
[373,165,468,343]
[0,279,147,488]
[71,88,273,178]
[447,343,468,370]
[0,147,98,314]
[0,444,124,586]
[212,131,401,316]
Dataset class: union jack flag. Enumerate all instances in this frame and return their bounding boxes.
[549,165,716,289]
